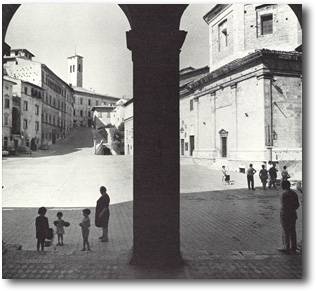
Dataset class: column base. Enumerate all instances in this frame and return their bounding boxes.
[130,249,184,267]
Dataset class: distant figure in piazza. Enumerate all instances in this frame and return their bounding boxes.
[281,165,291,182]
[95,186,110,242]
[53,211,70,246]
[79,208,91,251]
[278,181,300,254]
[259,165,269,190]
[268,163,278,190]
[221,165,231,185]
[246,164,257,190]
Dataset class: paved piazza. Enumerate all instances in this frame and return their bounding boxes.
[2,127,303,279]
[2,127,253,208]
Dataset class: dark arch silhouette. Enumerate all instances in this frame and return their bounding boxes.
[2,4,302,56]
[2,3,302,266]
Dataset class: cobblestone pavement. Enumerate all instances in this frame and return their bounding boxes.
[2,188,303,279]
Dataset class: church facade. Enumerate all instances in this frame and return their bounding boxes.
[180,4,302,176]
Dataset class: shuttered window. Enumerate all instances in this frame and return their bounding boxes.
[261,14,273,35]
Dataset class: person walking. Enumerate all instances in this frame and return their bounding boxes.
[35,207,49,252]
[222,165,230,185]
[95,186,110,242]
[259,165,268,190]
[281,165,290,182]
[279,181,300,254]
[268,163,278,189]
[246,163,257,190]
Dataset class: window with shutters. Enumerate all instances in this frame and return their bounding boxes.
[261,14,273,35]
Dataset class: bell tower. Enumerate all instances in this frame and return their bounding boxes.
[68,54,83,87]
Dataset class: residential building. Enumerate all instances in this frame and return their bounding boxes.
[4,48,74,147]
[123,99,133,155]
[2,75,16,151]
[8,77,44,150]
[72,87,119,127]
[111,98,130,128]
[92,105,114,128]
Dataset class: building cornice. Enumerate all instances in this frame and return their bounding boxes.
[203,4,230,24]
[181,49,302,97]
[41,64,74,92]
[73,89,120,101]
[180,65,209,80]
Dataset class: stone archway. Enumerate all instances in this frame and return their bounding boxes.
[2,3,302,266]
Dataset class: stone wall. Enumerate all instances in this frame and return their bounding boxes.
[208,4,302,70]
[271,75,302,149]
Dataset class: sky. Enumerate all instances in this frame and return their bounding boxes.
[5,3,213,99]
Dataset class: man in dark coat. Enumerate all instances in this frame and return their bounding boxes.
[246,163,257,190]
[279,181,300,254]
[95,186,110,242]
[268,163,278,189]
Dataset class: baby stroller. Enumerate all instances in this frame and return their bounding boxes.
[44,228,54,247]
[222,173,233,185]
[224,174,231,185]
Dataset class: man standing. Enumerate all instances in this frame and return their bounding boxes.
[95,186,110,242]
[269,163,278,189]
[246,163,257,190]
[281,165,291,182]
[259,165,268,190]
[279,181,300,254]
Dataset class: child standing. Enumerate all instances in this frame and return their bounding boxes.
[35,207,49,252]
[79,208,91,251]
[53,212,70,246]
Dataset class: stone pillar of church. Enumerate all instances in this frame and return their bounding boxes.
[119,4,188,266]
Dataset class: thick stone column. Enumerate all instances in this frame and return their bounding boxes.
[119,4,187,266]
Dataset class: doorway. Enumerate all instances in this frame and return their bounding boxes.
[189,135,194,156]
[180,139,184,156]
[221,136,227,158]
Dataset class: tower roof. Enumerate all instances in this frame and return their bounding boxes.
[67,54,83,59]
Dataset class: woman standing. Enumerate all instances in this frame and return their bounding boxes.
[95,186,110,242]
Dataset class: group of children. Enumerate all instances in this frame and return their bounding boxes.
[35,186,111,252]
[35,207,92,252]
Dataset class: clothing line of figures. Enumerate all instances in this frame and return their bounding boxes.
[35,186,110,252]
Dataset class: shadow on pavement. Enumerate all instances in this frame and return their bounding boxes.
[2,187,303,279]
[10,127,95,158]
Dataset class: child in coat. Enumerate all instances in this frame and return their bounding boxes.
[35,207,49,251]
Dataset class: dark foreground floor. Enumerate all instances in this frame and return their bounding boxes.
[2,188,303,279]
